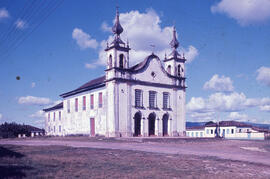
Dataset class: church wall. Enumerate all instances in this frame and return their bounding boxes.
[62,87,107,136]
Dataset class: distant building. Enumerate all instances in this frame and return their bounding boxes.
[186,121,268,140]
[43,8,187,137]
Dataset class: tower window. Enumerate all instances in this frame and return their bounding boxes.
[109,55,112,68]
[119,54,124,68]
[177,65,181,77]
[167,65,171,74]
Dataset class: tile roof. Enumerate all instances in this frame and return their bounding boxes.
[218,121,251,127]
[186,126,205,130]
[43,102,63,112]
[60,75,105,98]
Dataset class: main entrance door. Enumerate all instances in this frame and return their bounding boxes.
[90,118,95,136]
[148,113,156,136]
[134,112,141,136]
[162,114,169,136]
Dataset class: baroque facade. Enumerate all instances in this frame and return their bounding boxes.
[43,9,187,137]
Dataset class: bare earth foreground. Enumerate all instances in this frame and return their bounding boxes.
[0,137,270,178]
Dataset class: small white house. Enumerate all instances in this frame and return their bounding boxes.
[186,121,267,140]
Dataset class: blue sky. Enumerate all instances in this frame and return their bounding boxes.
[0,0,270,128]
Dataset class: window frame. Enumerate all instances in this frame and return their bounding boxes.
[149,90,157,109]
[98,92,103,108]
[75,98,78,112]
[135,89,143,108]
[162,92,171,110]
[83,96,86,111]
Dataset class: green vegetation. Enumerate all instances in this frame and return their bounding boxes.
[0,122,44,138]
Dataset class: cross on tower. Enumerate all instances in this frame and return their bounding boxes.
[150,44,155,54]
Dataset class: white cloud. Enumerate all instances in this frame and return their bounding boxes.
[260,97,270,112]
[14,19,27,29]
[228,112,248,121]
[203,74,234,92]
[182,46,199,63]
[0,8,9,20]
[211,0,270,26]
[101,22,111,32]
[90,9,198,68]
[72,28,98,49]
[18,96,51,106]
[85,63,98,69]
[187,92,262,113]
[256,66,270,86]
[31,82,36,88]
[29,110,45,119]
[189,112,215,121]
[0,113,2,120]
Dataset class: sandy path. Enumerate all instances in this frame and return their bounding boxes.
[1,139,270,166]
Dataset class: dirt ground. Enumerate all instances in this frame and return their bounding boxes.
[0,137,270,178]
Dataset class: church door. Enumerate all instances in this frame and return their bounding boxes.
[148,113,156,136]
[134,112,141,136]
[162,114,169,136]
[90,118,95,136]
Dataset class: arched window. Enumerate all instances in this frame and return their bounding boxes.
[108,55,112,68]
[177,64,181,77]
[119,54,124,68]
[167,65,171,74]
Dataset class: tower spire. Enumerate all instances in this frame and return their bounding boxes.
[170,26,179,50]
[169,26,180,58]
[111,6,124,46]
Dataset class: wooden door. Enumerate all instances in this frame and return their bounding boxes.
[90,118,95,136]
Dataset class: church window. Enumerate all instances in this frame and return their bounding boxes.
[119,54,124,68]
[177,64,181,77]
[48,113,50,121]
[149,91,157,109]
[135,89,143,107]
[53,112,55,121]
[75,98,78,112]
[167,65,171,74]
[59,111,61,121]
[90,94,94,109]
[67,100,70,113]
[109,55,112,68]
[99,92,103,108]
[83,96,86,110]
[163,92,170,109]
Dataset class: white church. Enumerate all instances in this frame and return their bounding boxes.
[43,8,187,137]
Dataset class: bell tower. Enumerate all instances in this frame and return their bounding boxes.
[164,26,186,87]
[105,7,130,80]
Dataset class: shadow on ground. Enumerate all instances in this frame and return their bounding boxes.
[0,146,33,178]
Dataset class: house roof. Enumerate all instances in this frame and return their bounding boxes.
[43,102,63,112]
[186,126,205,130]
[218,121,251,127]
[60,76,106,98]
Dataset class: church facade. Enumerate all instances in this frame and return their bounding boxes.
[43,9,187,137]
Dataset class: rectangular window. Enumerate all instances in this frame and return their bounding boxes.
[48,113,50,121]
[135,89,143,107]
[231,129,234,134]
[75,98,78,112]
[200,132,203,137]
[83,96,86,110]
[206,129,209,134]
[149,91,157,108]
[53,112,55,121]
[67,100,70,113]
[59,111,61,121]
[226,129,230,134]
[59,125,61,132]
[90,94,94,109]
[54,126,55,133]
[99,92,102,108]
[196,132,198,137]
[211,129,213,134]
[163,92,170,109]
